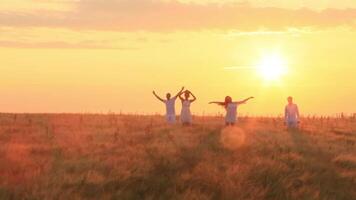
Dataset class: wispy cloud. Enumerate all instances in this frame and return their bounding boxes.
[0,0,355,31]
[223,66,257,70]
[0,26,144,49]
[0,40,138,49]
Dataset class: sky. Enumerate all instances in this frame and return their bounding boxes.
[1,0,356,115]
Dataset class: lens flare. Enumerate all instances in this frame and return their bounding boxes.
[220,127,246,150]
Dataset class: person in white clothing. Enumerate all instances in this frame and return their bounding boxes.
[179,90,197,125]
[153,87,185,124]
[209,96,254,126]
[285,96,300,128]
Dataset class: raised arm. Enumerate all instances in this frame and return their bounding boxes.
[178,91,184,101]
[189,91,197,103]
[152,91,165,102]
[173,86,185,99]
[235,96,254,105]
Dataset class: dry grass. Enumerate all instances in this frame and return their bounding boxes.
[0,114,355,200]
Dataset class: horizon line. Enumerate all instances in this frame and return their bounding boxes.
[0,112,354,118]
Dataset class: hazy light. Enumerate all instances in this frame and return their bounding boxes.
[257,54,288,81]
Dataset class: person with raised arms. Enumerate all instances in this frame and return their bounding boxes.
[153,87,185,124]
[179,90,197,126]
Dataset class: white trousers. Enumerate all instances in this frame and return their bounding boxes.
[166,114,176,124]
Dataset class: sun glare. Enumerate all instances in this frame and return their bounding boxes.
[257,54,287,81]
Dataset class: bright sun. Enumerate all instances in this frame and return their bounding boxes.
[257,54,287,81]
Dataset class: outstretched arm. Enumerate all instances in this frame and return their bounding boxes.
[174,86,185,99]
[189,91,197,103]
[152,91,165,102]
[209,101,224,105]
[235,96,254,105]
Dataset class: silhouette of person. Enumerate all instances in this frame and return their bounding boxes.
[153,87,184,124]
[210,96,254,126]
[285,96,300,128]
[179,90,197,126]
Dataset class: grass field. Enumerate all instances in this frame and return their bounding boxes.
[0,114,355,200]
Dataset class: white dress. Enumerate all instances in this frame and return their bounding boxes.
[180,100,192,124]
[225,103,238,124]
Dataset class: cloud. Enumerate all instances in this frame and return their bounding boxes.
[0,40,138,49]
[0,0,355,31]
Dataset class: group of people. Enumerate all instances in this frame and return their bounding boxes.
[153,87,300,128]
[153,87,197,126]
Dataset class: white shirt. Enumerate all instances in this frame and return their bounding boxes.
[164,97,177,115]
[285,104,299,122]
[225,103,238,123]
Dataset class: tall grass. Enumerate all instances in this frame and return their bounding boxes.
[0,114,355,200]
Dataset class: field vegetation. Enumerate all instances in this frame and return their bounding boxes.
[0,114,355,200]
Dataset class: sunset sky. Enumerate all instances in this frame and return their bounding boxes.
[1,0,356,115]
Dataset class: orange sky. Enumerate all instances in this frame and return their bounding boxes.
[1,0,356,115]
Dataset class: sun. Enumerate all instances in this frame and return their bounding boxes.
[257,54,287,81]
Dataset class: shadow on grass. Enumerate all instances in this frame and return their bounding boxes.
[31,128,229,200]
[94,130,230,200]
[0,188,15,200]
[288,129,355,200]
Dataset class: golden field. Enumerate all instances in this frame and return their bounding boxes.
[0,114,355,200]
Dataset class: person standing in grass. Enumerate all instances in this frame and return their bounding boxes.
[179,90,197,126]
[209,96,254,126]
[152,87,185,124]
[285,96,300,128]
